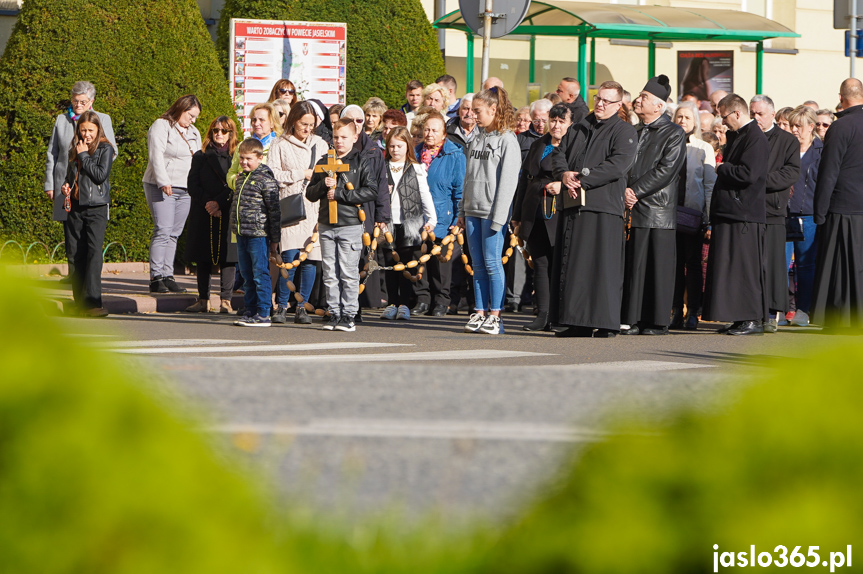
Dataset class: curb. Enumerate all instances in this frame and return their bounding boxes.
[11,262,151,276]
[47,293,246,315]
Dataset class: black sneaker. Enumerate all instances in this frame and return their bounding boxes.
[295,306,313,324]
[272,306,288,324]
[149,277,169,293]
[163,276,187,293]
[335,315,356,332]
[322,314,340,331]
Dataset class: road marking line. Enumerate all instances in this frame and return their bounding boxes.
[207,419,611,443]
[213,349,555,362]
[99,339,261,348]
[555,360,714,371]
[113,342,412,354]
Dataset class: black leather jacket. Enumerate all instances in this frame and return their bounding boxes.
[64,142,113,207]
[306,148,379,227]
[628,115,687,229]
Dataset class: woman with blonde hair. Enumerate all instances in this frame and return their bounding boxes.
[226,102,283,190]
[362,97,387,143]
[272,98,292,131]
[421,83,450,113]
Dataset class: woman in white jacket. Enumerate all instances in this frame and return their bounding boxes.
[379,126,436,321]
[268,101,328,324]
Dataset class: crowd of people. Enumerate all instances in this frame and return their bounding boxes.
[44,73,863,334]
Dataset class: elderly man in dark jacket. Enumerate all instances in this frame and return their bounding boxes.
[620,75,687,336]
[811,78,863,330]
[550,80,638,338]
[702,93,770,336]
[750,94,800,332]
[516,98,552,162]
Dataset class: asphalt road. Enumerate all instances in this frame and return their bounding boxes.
[58,310,841,521]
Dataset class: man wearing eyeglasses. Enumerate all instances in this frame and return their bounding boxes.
[702,93,770,336]
[620,75,686,336]
[549,81,638,338]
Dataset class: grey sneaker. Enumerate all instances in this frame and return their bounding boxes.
[232,309,254,325]
[379,305,398,320]
[478,314,503,335]
[396,305,411,320]
[295,306,313,324]
[271,306,288,324]
[335,315,356,332]
[237,314,271,327]
[322,314,340,331]
[464,312,485,333]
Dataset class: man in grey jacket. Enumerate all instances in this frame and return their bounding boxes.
[621,75,687,336]
[44,81,117,278]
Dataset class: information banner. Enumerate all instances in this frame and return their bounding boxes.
[677,50,733,101]
[230,18,347,133]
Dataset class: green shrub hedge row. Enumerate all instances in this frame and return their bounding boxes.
[216,0,446,109]
[0,0,235,262]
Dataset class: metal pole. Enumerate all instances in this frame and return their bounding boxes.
[466,32,475,93]
[529,35,536,83]
[435,0,446,57]
[578,35,587,97]
[756,41,764,94]
[481,0,493,84]
[590,38,596,86]
[852,0,858,78]
[647,40,656,78]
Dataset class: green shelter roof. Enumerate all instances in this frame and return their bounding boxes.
[433,1,800,42]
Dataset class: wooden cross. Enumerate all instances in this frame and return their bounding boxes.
[314,149,350,224]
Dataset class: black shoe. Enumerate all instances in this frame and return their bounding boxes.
[763,318,778,333]
[431,304,448,317]
[555,326,593,338]
[504,302,518,313]
[669,309,684,330]
[523,312,549,332]
[295,306,312,324]
[620,325,640,336]
[447,305,459,315]
[335,315,356,332]
[717,322,739,334]
[59,275,74,284]
[163,276,187,293]
[411,302,430,315]
[354,311,364,324]
[726,320,764,336]
[271,306,288,324]
[322,314,339,330]
[641,325,669,335]
[684,315,699,331]
[149,277,169,293]
[593,328,617,338]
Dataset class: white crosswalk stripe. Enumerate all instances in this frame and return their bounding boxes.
[214,349,555,363]
[111,342,412,355]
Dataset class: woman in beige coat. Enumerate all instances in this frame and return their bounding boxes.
[268,101,328,324]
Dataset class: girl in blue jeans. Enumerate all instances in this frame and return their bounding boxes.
[456,87,521,335]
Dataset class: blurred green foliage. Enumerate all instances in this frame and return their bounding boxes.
[216,0,446,108]
[0,0,236,262]
[1,265,860,572]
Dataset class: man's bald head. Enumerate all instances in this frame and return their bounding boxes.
[482,76,504,91]
[709,90,728,114]
[840,78,863,106]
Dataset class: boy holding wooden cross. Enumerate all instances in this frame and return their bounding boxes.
[306,118,378,332]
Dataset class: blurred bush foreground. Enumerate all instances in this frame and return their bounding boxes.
[0,266,861,573]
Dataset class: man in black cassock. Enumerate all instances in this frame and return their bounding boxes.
[749,95,800,332]
[549,80,638,338]
[620,75,686,336]
[811,78,863,330]
[702,94,769,336]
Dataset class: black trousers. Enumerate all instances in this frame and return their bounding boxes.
[621,227,677,327]
[672,230,705,316]
[526,217,553,314]
[383,232,423,307]
[503,230,518,307]
[426,239,452,308]
[67,202,108,310]
[63,219,77,277]
[449,242,474,310]
[196,261,236,300]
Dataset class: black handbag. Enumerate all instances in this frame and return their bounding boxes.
[676,205,703,235]
[785,216,805,242]
[279,194,306,227]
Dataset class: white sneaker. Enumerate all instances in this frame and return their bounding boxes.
[777,312,788,326]
[791,310,809,327]
[396,305,411,320]
[620,324,631,331]
[478,314,503,335]
[380,305,398,320]
[464,312,485,333]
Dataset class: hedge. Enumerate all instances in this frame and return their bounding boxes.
[216,0,446,109]
[0,0,236,262]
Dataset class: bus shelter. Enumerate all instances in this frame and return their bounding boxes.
[433,1,800,94]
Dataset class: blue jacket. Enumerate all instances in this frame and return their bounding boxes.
[789,137,822,216]
[416,139,465,237]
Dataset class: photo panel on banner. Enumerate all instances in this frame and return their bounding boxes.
[230,19,347,135]
[677,50,733,103]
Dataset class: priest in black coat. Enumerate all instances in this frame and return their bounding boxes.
[750,95,800,332]
[811,78,863,330]
[702,93,770,336]
[620,75,687,336]
[550,81,638,338]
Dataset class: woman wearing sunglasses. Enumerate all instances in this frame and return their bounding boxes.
[268,79,298,106]
[184,117,239,313]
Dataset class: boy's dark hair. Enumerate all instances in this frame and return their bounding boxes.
[405,79,424,92]
[332,118,357,134]
[237,138,264,156]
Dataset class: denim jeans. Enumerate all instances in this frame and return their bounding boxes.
[785,215,818,313]
[236,236,272,317]
[275,249,317,307]
[144,183,190,279]
[465,216,506,312]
